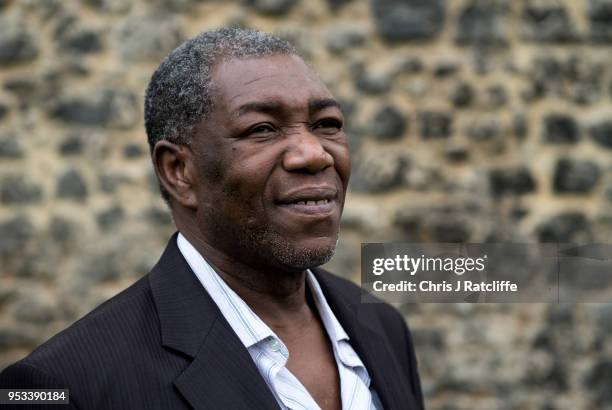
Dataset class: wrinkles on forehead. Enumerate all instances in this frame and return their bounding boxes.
[213,55,324,101]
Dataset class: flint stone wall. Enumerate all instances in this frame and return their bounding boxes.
[1,0,612,409]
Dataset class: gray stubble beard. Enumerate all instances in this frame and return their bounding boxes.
[240,224,339,272]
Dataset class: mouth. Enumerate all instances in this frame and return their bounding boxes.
[276,187,338,216]
[291,199,331,206]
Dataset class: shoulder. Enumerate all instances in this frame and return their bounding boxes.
[0,275,157,389]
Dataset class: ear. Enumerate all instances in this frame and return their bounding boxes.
[152,140,198,209]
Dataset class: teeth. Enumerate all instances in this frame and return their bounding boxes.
[292,199,330,205]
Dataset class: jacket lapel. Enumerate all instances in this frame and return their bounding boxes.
[149,234,279,410]
[312,268,420,410]
[173,319,280,410]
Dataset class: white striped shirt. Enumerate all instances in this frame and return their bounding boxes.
[177,233,382,410]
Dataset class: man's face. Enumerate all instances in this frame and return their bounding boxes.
[189,54,350,272]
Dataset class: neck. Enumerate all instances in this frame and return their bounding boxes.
[178,224,314,328]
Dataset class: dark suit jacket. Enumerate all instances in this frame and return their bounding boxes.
[0,234,424,410]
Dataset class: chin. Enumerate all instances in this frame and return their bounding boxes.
[269,235,338,271]
[241,226,339,271]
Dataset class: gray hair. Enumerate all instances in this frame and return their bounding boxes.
[144,27,297,202]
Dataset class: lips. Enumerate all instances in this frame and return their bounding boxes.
[277,186,336,204]
[276,186,337,216]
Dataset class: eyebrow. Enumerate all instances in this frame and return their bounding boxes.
[237,101,282,117]
[235,98,341,118]
[308,98,341,114]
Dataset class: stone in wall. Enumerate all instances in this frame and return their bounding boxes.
[369,104,407,140]
[13,294,56,325]
[445,145,469,162]
[56,169,88,202]
[450,83,474,108]
[527,56,604,105]
[394,206,476,243]
[150,0,202,13]
[350,149,407,192]
[96,206,124,231]
[3,77,37,100]
[543,114,580,144]
[419,111,452,139]
[430,218,472,243]
[456,1,508,46]
[49,89,139,129]
[58,134,84,156]
[48,216,75,248]
[81,253,120,283]
[584,360,612,406]
[0,134,23,159]
[144,206,173,227]
[84,0,132,14]
[326,25,367,54]
[589,120,612,148]
[0,215,34,261]
[0,17,39,66]
[351,62,392,95]
[521,1,578,43]
[247,0,298,16]
[466,117,504,147]
[58,26,104,55]
[0,175,43,205]
[485,84,507,108]
[326,0,352,12]
[489,168,536,197]
[371,0,445,42]
[513,113,529,140]
[0,327,38,351]
[116,14,183,63]
[553,158,601,194]
[123,143,145,159]
[395,57,424,74]
[589,0,612,43]
[433,61,459,78]
[536,212,592,243]
[0,102,8,120]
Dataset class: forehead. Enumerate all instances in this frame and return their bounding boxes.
[211,54,333,113]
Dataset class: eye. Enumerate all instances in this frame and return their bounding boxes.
[313,118,343,134]
[247,123,276,136]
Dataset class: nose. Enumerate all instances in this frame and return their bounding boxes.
[282,130,334,174]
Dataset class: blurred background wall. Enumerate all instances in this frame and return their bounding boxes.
[1,0,612,408]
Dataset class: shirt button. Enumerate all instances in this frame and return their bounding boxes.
[268,339,281,351]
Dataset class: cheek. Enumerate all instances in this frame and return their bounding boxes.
[330,145,351,186]
[193,140,225,185]
[220,149,278,204]
[202,156,223,184]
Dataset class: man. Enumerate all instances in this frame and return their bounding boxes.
[0,28,423,410]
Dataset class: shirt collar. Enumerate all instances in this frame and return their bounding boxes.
[305,270,349,343]
[177,233,367,370]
